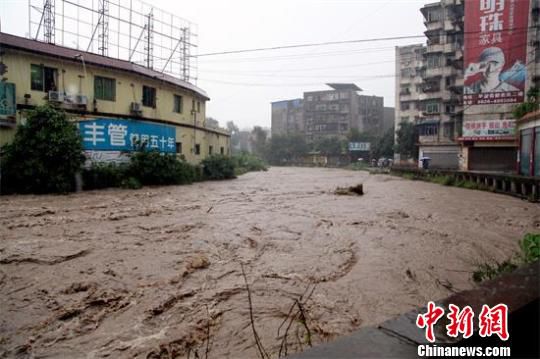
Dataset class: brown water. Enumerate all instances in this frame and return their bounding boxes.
[1,167,538,358]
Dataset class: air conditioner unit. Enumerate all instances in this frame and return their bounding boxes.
[73,94,88,106]
[48,91,65,102]
[130,102,142,115]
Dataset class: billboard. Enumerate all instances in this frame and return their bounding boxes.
[461,119,516,141]
[349,142,371,151]
[79,118,176,154]
[463,0,530,106]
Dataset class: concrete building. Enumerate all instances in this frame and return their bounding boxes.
[270,98,303,136]
[517,110,540,177]
[304,83,384,142]
[417,0,464,169]
[394,44,427,163]
[383,107,396,133]
[460,0,539,172]
[0,33,230,164]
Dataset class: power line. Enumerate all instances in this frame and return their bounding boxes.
[195,34,426,57]
[195,25,536,59]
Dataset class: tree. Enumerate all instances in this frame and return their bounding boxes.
[267,134,308,164]
[313,136,345,156]
[513,87,539,119]
[371,127,395,159]
[1,105,85,194]
[395,121,418,160]
[226,121,240,150]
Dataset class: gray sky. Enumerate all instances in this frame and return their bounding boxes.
[1,0,427,130]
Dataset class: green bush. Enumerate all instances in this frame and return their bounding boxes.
[82,162,128,190]
[520,233,540,263]
[120,176,142,190]
[201,154,236,180]
[232,153,267,175]
[127,151,198,186]
[472,261,518,283]
[1,105,85,194]
[472,233,539,283]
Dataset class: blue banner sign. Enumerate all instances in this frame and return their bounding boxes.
[79,118,176,153]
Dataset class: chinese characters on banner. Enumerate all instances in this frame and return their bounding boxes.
[464,0,530,105]
[348,142,371,151]
[416,301,509,343]
[462,119,516,140]
[79,118,177,160]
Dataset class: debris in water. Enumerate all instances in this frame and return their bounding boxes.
[334,184,364,196]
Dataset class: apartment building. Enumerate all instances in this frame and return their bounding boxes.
[461,0,538,172]
[394,44,427,163]
[417,0,464,169]
[303,84,384,142]
[270,99,304,137]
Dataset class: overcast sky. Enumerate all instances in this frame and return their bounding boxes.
[1,0,427,130]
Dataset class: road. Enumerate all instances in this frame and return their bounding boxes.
[0,167,538,358]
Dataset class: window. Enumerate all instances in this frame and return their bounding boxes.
[173,95,183,113]
[195,144,201,155]
[220,147,224,155]
[209,145,213,155]
[31,64,57,92]
[425,102,440,114]
[94,76,116,101]
[400,102,410,110]
[427,55,441,68]
[176,142,182,154]
[142,86,156,107]
[419,124,438,136]
[197,101,201,113]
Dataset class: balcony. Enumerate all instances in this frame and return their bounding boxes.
[424,67,444,78]
[426,43,444,53]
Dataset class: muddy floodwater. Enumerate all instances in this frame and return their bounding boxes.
[1,167,538,358]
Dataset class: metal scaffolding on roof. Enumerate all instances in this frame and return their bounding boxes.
[29,0,198,83]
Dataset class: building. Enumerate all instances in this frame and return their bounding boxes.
[0,33,230,164]
[383,107,396,133]
[417,0,464,169]
[394,44,426,163]
[459,0,539,172]
[270,98,303,136]
[303,83,384,142]
[517,110,540,177]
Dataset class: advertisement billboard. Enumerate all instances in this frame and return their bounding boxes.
[349,142,371,151]
[463,0,530,106]
[461,119,516,141]
[79,118,176,154]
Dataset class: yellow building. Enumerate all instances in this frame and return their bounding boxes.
[0,32,230,164]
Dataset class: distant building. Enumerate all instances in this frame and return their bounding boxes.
[394,44,426,163]
[304,83,384,142]
[271,99,303,136]
[383,107,395,133]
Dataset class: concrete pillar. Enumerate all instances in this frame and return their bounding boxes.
[521,183,527,197]
[511,181,517,193]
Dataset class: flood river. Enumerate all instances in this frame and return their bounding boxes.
[1,167,538,358]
